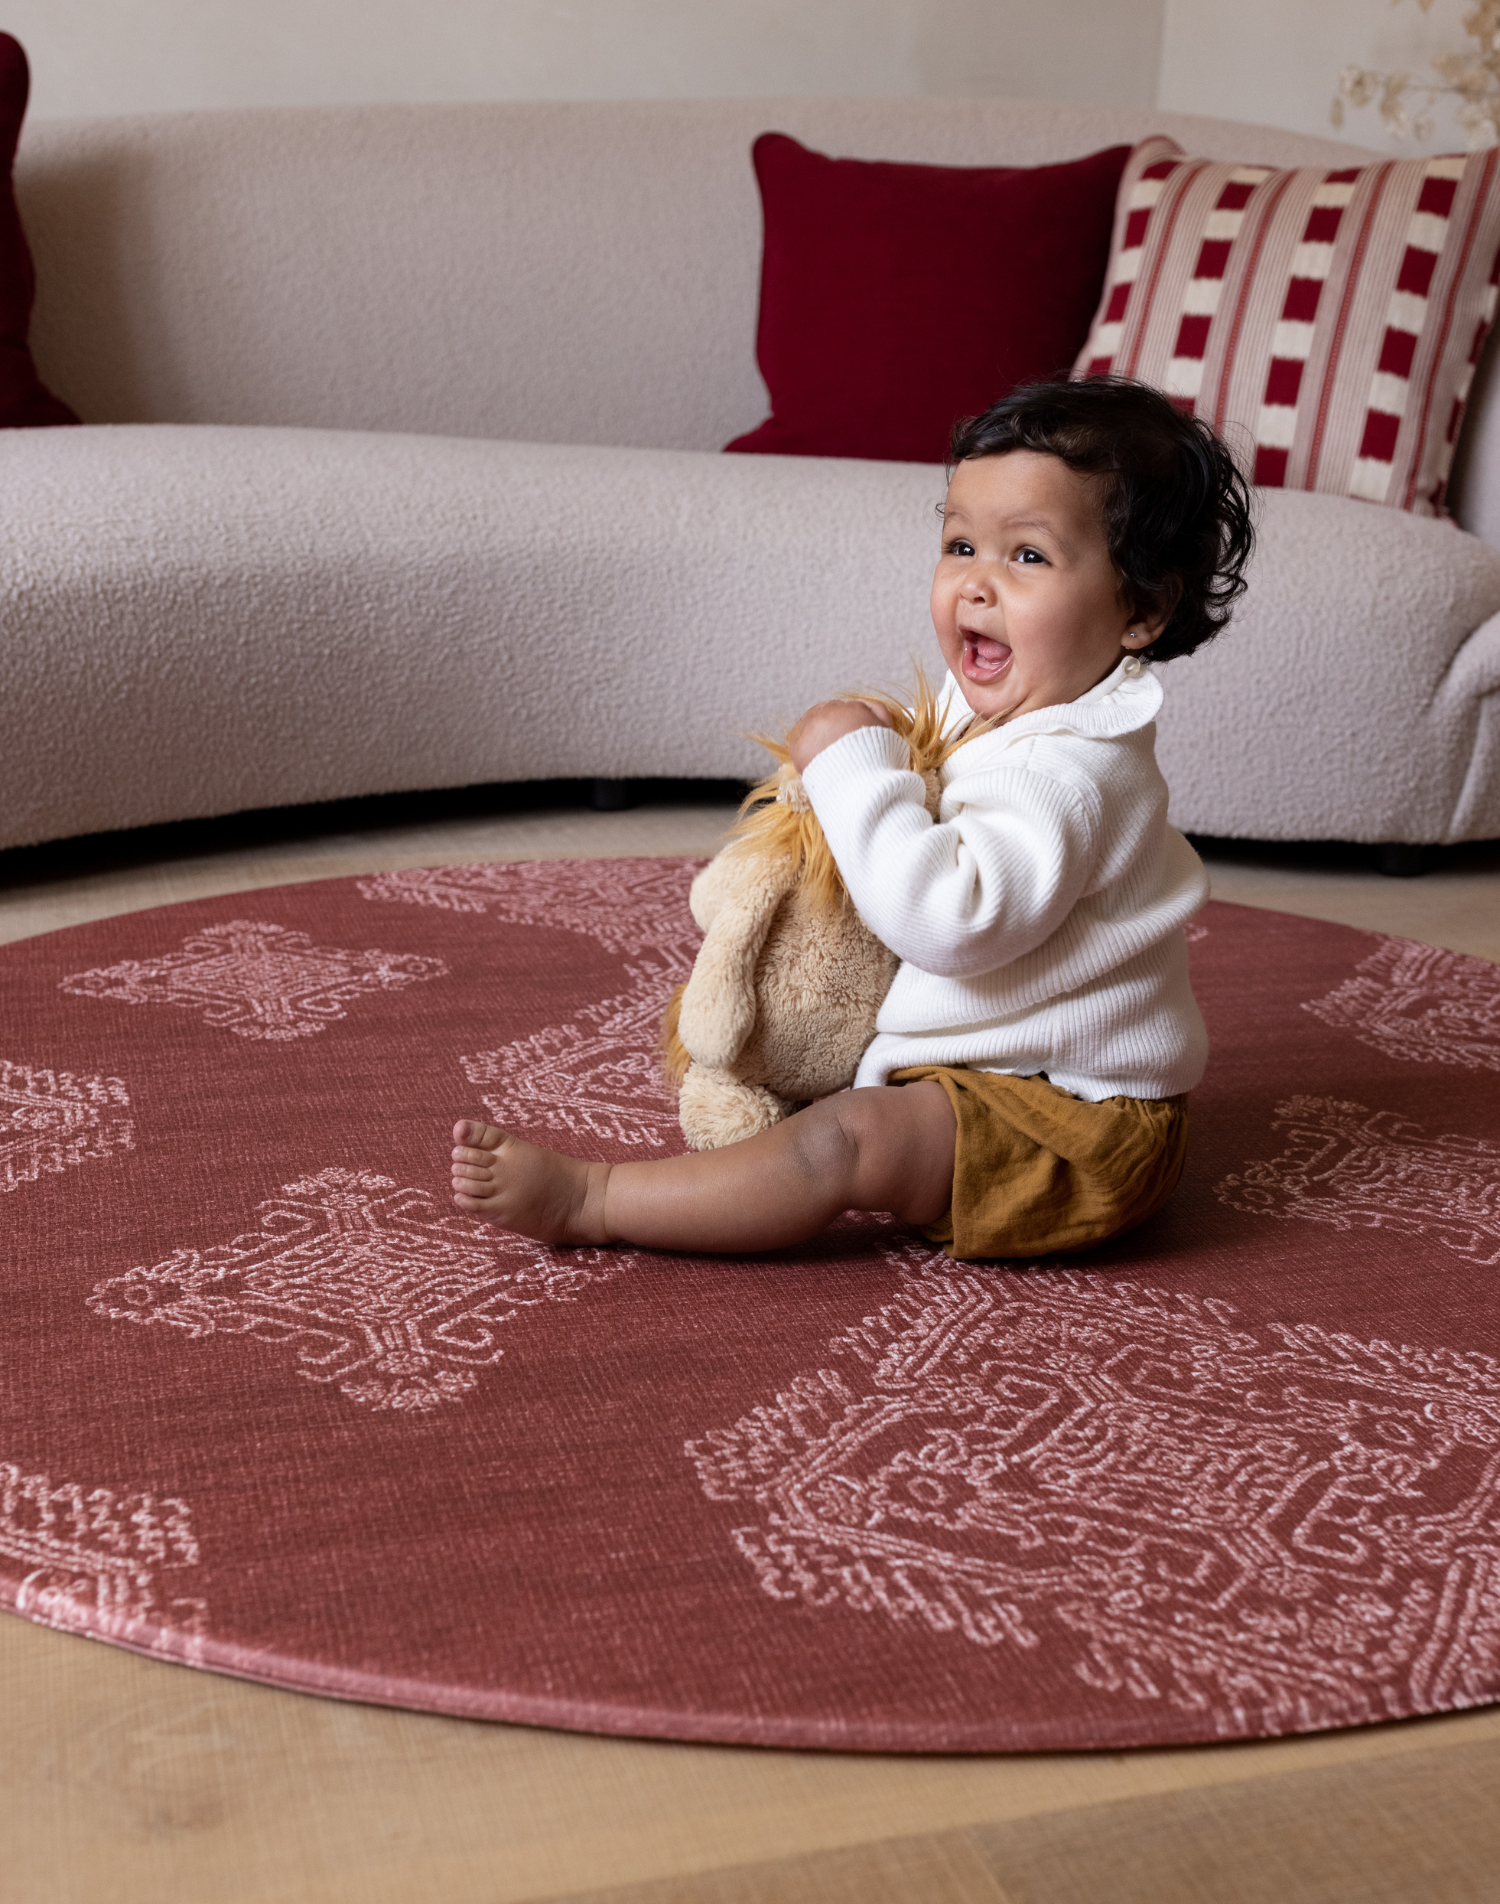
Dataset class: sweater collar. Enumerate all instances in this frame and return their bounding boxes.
[939,656,1162,750]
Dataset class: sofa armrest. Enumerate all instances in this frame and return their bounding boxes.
[1448,324,1500,550]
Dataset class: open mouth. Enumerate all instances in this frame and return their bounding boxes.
[961,633,1012,683]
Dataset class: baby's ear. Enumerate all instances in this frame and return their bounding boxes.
[1133,577,1182,640]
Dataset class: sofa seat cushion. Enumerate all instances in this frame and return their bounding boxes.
[0,425,943,850]
[3,424,1499,852]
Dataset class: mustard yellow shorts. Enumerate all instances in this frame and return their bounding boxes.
[890,1066,1190,1260]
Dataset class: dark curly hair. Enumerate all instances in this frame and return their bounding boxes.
[948,377,1254,663]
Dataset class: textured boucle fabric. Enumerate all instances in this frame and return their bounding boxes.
[16,97,1375,454]
[0,425,939,849]
[1152,490,1500,843]
[3,426,1500,850]
[22,93,1493,532]
[8,96,1500,851]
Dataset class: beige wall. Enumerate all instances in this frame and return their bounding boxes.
[1158,0,1482,155]
[12,0,1165,121]
[12,0,1483,149]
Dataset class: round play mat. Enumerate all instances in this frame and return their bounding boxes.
[2,856,1499,1752]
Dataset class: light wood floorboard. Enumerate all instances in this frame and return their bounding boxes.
[2,798,1497,1904]
[517,1734,1500,1904]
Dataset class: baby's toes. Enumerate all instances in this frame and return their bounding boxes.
[453,1119,506,1151]
[451,1143,496,1167]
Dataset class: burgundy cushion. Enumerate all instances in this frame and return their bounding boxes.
[725,133,1130,465]
[0,35,78,429]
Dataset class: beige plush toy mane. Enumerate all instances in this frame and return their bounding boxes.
[661,675,981,1150]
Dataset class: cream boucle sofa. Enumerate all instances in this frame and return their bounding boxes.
[9,96,1500,854]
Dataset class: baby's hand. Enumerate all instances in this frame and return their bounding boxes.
[788,699,894,773]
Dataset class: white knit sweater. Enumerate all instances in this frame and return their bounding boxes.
[799,658,1209,1101]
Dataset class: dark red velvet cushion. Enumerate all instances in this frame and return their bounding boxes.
[725,133,1129,464]
[0,34,78,429]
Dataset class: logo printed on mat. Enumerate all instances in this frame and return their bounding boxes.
[1215,1095,1500,1263]
[359,858,705,961]
[60,920,447,1041]
[0,1458,205,1659]
[687,1262,1500,1737]
[0,1058,134,1192]
[463,957,688,1149]
[1303,936,1500,1071]
[88,1168,625,1412]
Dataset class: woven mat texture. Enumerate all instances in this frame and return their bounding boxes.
[2,857,1498,1752]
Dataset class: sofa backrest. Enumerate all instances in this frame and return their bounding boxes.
[25,94,1500,544]
[18,97,1377,447]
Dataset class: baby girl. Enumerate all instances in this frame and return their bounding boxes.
[449,376,1253,1259]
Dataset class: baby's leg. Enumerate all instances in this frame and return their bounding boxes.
[450,1081,957,1252]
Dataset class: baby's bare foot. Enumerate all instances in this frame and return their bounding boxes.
[450,1119,609,1244]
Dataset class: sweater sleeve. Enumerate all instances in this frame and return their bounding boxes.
[800,723,1102,979]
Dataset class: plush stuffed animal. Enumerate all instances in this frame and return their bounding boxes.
[661,678,967,1150]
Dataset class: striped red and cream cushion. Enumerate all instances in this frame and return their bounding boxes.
[1074,135,1500,515]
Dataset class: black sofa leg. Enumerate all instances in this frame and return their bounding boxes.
[1377,842,1428,878]
[589,778,636,812]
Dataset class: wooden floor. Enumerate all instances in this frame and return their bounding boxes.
[4,794,1499,1904]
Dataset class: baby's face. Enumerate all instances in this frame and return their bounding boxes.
[931,451,1153,723]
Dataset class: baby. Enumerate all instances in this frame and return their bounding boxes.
[451,376,1253,1259]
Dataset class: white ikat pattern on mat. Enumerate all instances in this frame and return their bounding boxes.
[0,1457,205,1660]
[463,957,689,1149]
[687,1263,1500,1737]
[358,858,705,960]
[1215,1097,1500,1264]
[88,1168,624,1412]
[1,1058,134,1192]
[60,921,446,1041]
[1303,937,1500,1071]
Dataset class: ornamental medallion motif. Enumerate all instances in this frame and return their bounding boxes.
[89,1167,624,1412]
[688,1260,1500,1736]
[0,1057,134,1193]
[61,919,446,1041]
[0,1457,205,1659]
[1216,1096,1500,1264]
[1304,936,1500,1071]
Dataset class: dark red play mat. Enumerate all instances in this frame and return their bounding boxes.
[3,857,1500,1753]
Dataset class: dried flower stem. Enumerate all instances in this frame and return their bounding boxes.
[1333,0,1500,147]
